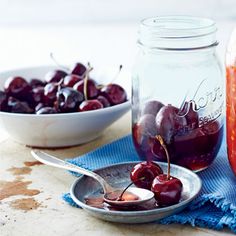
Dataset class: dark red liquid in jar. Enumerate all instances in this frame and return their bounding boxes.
[226,66,236,175]
[132,102,223,171]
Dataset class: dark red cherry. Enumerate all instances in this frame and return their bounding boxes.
[36,107,57,114]
[179,100,199,129]
[151,174,183,206]
[35,102,44,112]
[151,135,183,206]
[56,87,84,113]
[4,76,31,101]
[79,99,103,112]
[7,97,33,114]
[44,82,59,106]
[100,84,127,105]
[63,74,83,87]
[132,114,157,158]
[30,86,45,107]
[142,100,164,116]
[0,91,8,111]
[156,105,187,144]
[149,137,169,161]
[97,95,110,108]
[45,70,67,83]
[71,62,87,76]
[130,161,163,190]
[137,114,157,137]
[29,79,45,88]
[73,79,98,99]
[202,120,221,135]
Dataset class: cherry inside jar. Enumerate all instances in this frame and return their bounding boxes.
[132,16,224,171]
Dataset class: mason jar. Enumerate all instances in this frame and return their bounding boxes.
[132,16,224,171]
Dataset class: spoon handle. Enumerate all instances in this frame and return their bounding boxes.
[31,150,113,193]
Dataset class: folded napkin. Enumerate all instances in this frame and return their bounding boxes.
[63,134,236,233]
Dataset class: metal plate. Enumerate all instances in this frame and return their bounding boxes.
[70,161,202,224]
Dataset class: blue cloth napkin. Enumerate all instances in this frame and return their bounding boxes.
[62,135,236,233]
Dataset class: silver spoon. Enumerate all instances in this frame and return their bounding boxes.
[31,150,154,207]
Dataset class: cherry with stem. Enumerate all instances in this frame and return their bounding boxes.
[97,65,123,90]
[151,135,183,206]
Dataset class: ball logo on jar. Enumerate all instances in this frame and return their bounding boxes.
[178,79,223,127]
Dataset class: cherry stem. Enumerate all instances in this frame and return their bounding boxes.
[117,182,134,201]
[110,65,122,84]
[117,176,146,201]
[96,65,123,90]
[55,78,64,91]
[50,53,70,72]
[156,135,170,180]
[83,66,93,101]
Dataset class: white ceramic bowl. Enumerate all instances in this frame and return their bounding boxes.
[0,66,131,147]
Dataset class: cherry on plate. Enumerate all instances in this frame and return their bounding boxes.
[151,135,183,207]
[130,161,163,190]
[151,174,183,207]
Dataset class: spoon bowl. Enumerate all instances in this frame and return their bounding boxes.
[31,150,154,207]
[104,187,154,207]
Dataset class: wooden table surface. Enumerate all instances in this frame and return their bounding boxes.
[0,111,233,236]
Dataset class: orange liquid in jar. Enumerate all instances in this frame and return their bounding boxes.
[226,65,236,175]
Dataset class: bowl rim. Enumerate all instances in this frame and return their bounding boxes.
[0,65,131,117]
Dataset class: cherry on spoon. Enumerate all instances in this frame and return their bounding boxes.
[31,150,154,207]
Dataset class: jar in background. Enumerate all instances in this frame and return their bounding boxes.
[226,29,236,176]
[132,16,224,171]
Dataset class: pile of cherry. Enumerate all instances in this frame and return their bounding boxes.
[130,135,183,207]
[0,62,127,114]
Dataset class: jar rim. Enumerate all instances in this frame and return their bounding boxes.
[139,16,217,50]
[140,16,217,39]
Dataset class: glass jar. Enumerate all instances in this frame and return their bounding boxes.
[226,29,236,176]
[132,16,224,171]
